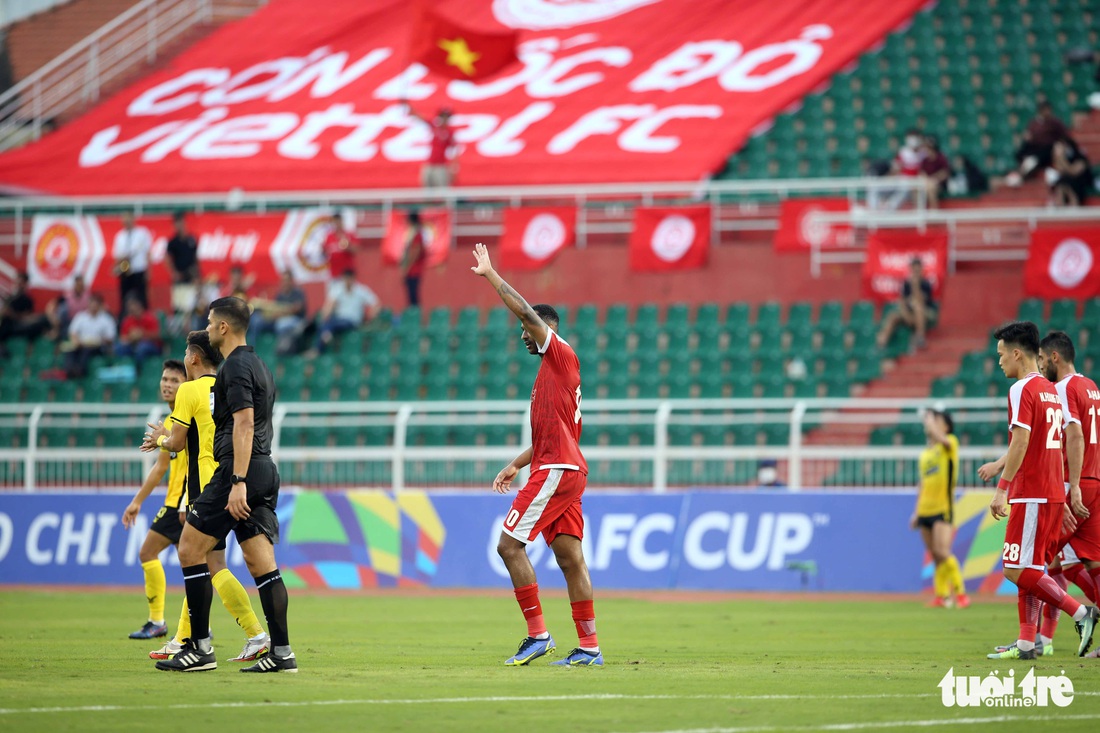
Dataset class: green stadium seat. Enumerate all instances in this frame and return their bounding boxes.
[930,376,957,398]
[1016,298,1045,325]
[1048,299,1078,332]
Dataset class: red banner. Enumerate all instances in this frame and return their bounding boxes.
[0,0,926,194]
[861,230,948,303]
[774,198,853,253]
[500,207,575,270]
[629,205,710,272]
[27,209,337,294]
[1024,227,1100,300]
[381,209,452,267]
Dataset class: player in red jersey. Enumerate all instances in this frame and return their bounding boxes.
[471,243,602,667]
[978,321,1098,659]
[1040,331,1100,656]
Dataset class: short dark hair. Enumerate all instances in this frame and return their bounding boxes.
[173,210,186,223]
[1040,330,1076,365]
[993,320,1040,356]
[408,209,421,225]
[208,297,250,333]
[186,329,223,367]
[533,304,559,328]
[931,409,954,435]
[162,359,186,378]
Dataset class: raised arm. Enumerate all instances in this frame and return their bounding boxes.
[470,243,548,348]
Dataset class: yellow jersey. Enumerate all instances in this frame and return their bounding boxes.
[162,417,187,509]
[169,374,218,507]
[917,434,959,519]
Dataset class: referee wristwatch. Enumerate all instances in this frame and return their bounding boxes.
[231,474,247,485]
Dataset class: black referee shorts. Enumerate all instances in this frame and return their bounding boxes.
[149,504,183,545]
[187,458,281,546]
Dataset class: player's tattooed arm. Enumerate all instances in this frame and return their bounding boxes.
[471,242,549,345]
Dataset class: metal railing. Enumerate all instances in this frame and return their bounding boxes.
[0,176,927,259]
[808,205,1100,276]
[0,397,1007,493]
[0,0,266,150]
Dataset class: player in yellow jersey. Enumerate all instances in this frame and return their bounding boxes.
[122,360,188,639]
[909,408,969,608]
[142,330,269,663]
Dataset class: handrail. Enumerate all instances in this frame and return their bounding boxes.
[0,177,926,211]
[0,0,266,150]
[1,396,1008,493]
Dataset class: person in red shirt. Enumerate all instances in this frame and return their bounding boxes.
[919,136,952,209]
[405,103,456,187]
[471,242,601,668]
[116,296,163,368]
[402,210,428,307]
[323,214,357,279]
[1008,100,1070,184]
[979,321,1098,659]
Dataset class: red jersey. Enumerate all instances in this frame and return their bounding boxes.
[1056,373,1100,482]
[428,122,454,164]
[1006,372,1065,502]
[405,230,427,277]
[120,312,161,344]
[531,330,587,474]
[324,228,355,275]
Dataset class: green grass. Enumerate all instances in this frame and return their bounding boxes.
[1,590,1099,732]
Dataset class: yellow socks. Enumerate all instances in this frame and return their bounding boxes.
[212,569,265,638]
[933,561,949,598]
[174,598,190,643]
[943,555,965,596]
[140,559,166,623]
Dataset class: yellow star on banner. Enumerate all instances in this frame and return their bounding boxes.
[438,37,480,76]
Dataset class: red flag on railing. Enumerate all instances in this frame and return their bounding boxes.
[774,198,854,253]
[861,229,948,303]
[1024,227,1100,299]
[500,208,575,270]
[410,5,519,80]
[382,209,452,267]
[628,206,711,272]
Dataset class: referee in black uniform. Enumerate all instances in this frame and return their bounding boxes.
[157,296,296,674]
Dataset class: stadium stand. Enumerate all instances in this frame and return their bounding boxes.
[722,0,1099,181]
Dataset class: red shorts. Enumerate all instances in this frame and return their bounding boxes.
[502,468,585,545]
[1002,500,1063,570]
[1057,478,1100,565]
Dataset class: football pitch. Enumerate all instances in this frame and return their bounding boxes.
[1,589,1099,733]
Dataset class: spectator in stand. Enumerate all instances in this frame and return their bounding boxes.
[402,210,428,307]
[1048,135,1092,207]
[112,212,152,313]
[920,136,952,209]
[893,129,927,177]
[0,272,49,357]
[249,271,308,355]
[165,211,200,328]
[1006,100,1069,186]
[405,103,457,187]
[309,269,381,356]
[324,213,358,279]
[756,459,787,489]
[45,274,92,342]
[62,293,115,378]
[876,257,938,351]
[225,266,255,301]
[115,297,163,369]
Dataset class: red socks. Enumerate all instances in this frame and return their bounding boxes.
[1017,588,1041,647]
[1017,568,1083,616]
[514,583,547,638]
[571,599,598,649]
[1065,563,1100,604]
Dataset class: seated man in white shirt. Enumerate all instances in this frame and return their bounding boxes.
[313,269,381,354]
[63,294,117,378]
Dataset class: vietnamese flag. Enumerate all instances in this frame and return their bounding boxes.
[410,5,519,80]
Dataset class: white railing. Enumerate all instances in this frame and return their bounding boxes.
[0,177,927,258]
[0,0,266,150]
[807,205,1100,276]
[0,397,1007,493]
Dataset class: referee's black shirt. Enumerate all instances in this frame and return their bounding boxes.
[212,345,276,464]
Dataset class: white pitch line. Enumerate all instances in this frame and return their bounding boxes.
[0,692,1097,717]
[618,713,1100,733]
